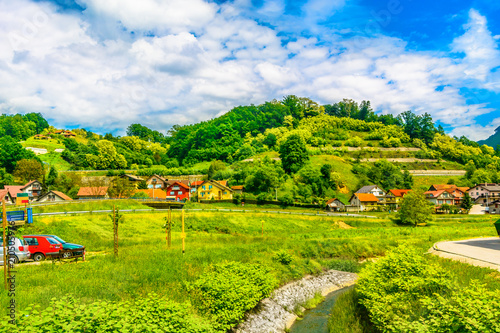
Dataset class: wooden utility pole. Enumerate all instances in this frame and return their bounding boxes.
[181,209,185,255]
[3,199,7,290]
[167,207,172,248]
[113,205,117,257]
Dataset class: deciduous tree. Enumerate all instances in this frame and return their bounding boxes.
[397,189,434,226]
[13,159,44,183]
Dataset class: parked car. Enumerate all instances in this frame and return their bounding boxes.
[0,237,30,264]
[39,235,85,259]
[23,235,62,261]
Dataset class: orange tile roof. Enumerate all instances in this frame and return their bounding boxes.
[231,185,244,190]
[431,184,457,191]
[217,180,228,186]
[77,187,108,196]
[51,191,72,201]
[191,181,204,187]
[355,193,379,202]
[388,189,412,197]
[134,189,167,199]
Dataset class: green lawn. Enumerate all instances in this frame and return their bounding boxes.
[2,210,496,315]
[21,137,65,152]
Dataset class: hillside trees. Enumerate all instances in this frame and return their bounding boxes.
[0,136,37,172]
[86,140,127,170]
[13,159,44,183]
[279,134,309,174]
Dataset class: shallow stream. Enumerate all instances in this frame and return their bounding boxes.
[289,285,353,333]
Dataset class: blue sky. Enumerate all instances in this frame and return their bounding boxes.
[1,0,499,140]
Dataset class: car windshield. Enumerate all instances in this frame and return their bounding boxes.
[47,237,61,245]
[50,235,66,244]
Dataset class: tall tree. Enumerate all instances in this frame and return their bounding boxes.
[13,159,44,183]
[461,192,474,213]
[397,189,434,227]
[279,134,309,174]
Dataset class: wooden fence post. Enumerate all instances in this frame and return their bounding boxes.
[181,210,185,255]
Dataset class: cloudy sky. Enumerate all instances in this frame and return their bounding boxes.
[1,0,499,140]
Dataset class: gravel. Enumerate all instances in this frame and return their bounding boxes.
[234,270,358,333]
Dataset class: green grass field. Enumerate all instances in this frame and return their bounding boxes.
[21,137,65,152]
[1,209,496,319]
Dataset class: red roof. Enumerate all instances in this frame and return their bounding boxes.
[4,186,24,198]
[77,187,108,197]
[191,181,204,187]
[425,190,446,198]
[167,181,190,190]
[388,189,412,197]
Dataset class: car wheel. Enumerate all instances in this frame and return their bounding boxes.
[33,253,45,262]
[62,252,72,259]
[8,255,19,264]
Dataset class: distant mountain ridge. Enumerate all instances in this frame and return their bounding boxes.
[477,126,500,148]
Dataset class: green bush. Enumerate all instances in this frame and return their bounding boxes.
[273,249,293,265]
[356,246,500,332]
[189,262,278,331]
[1,294,213,333]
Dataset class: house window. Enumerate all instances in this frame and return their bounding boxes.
[155,184,162,188]
[201,192,205,197]
[209,185,212,189]
[178,191,182,195]
[148,185,153,189]
[173,186,180,190]
[224,192,227,195]
[170,191,175,195]
[202,185,206,190]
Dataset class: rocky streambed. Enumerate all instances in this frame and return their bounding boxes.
[234,270,358,333]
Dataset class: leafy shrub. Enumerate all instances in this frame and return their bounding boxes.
[273,249,293,265]
[1,294,213,333]
[189,262,277,331]
[345,137,363,147]
[279,194,294,207]
[357,246,500,332]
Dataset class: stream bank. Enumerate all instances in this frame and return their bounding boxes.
[235,270,357,333]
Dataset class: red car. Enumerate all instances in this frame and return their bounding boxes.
[23,235,62,261]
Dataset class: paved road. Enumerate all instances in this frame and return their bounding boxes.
[431,237,500,271]
[469,204,486,215]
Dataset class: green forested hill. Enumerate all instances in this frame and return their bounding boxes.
[477,126,500,148]
[2,96,500,203]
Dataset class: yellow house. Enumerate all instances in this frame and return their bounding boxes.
[197,180,233,200]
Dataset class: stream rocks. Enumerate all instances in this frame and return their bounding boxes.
[234,270,358,333]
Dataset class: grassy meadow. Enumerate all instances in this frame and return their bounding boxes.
[1,207,497,319]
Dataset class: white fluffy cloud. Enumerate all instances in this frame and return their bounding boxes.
[0,0,499,139]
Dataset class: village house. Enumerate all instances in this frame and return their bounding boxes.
[0,189,14,204]
[190,180,204,195]
[349,193,379,211]
[424,190,455,207]
[325,198,346,212]
[4,180,43,202]
[467,183,500,206]
[385,189,411,209]
[146,175,169,189]
[119,174,144,185]
[356,185,386,204]
[77,187,109,199]
[488,200,500,214]
[165,181,190,201]
[231,185,244,194]
[197,180,233,200]
[36,190,72,203]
